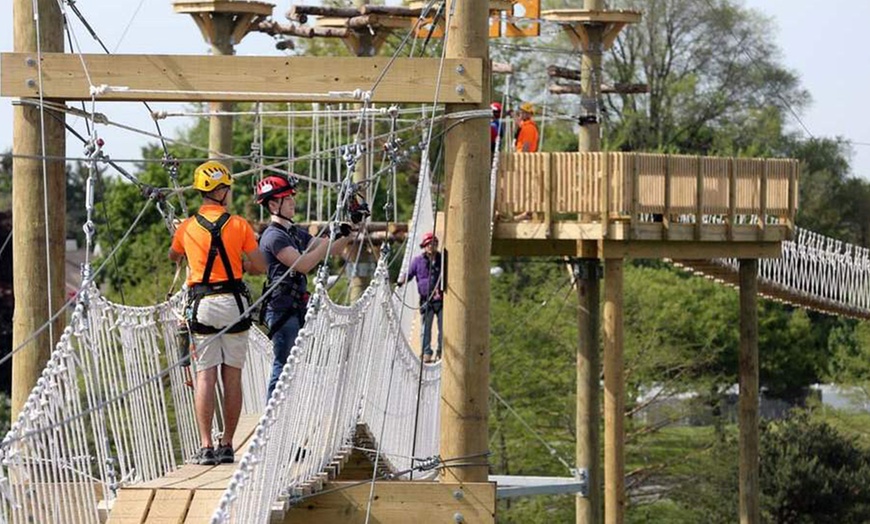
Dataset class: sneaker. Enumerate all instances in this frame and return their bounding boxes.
[216,444,234,464]
[195,447,218,466]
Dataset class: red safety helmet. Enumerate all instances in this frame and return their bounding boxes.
[255,174,297,205]
[420,231,438,248]
[491,102,502,116]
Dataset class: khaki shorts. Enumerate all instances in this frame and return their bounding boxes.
[191,294,249,371]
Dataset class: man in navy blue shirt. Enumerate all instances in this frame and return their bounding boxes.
[255,174,353,398]
[400,232,443,362]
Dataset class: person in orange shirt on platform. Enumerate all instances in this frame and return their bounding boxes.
[169,160,267,466]
[514,101,539,153]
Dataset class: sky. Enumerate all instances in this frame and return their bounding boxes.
[0,0,868,178]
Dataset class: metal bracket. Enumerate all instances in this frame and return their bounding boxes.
[569,259,602,280]
[572,467,589,497]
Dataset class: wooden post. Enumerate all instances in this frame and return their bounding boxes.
[578,26,602,153]
[11,0,66,418]
[348,0,379,303]
[577,3,604,521]
[209,15,234,166]
[695,156,704,240]
[575,259,601,524]
[439,0,490,484]
[603,259,625,524]
[738,259,760,524]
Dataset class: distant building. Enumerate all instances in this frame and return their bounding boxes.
[634,383,862,427]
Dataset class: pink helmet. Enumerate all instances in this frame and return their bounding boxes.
[420,231,438,247]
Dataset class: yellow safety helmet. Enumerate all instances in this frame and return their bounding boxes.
[193,161,233,192]
[519,102,535,114]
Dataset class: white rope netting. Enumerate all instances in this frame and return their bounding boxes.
[674,226,870,319]
[210,259,439,523]
[0,286,274,524]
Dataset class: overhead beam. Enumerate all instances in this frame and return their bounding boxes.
[549,82,648,95]
[0,53,483,103]
[489,237,783,259]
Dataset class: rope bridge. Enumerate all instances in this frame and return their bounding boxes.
[672,227,870,319]
[0,257,439,524]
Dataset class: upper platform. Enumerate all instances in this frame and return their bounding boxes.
[491,152,799,259]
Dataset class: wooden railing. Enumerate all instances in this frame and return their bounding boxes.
[495,152,799,239]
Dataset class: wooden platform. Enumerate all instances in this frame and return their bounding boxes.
[491,152,798,259]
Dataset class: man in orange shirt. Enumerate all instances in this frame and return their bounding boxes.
[169,160,267,466]
[514,101,539,153]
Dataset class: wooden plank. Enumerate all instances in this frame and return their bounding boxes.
[0,53,483,103]
[787,160,797,236]
[543,153,553,237]
[630,154,639,239]
[183,490,225,524]
[695,156,704,240]
[759,160,768,240]
[663,156,671,240]
[601,240,781,260]
[728,158,736,241]
[137,466,215,489]
[601,153,610,238]
[107,489,155,524]
[541,9,642,24]
[283,482,495,524]
[233,413,262,452]
[167,468,234,490]
[172,1,273,16]
[143,490,194,524]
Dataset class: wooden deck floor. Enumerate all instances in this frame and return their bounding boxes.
[107,414,261,524]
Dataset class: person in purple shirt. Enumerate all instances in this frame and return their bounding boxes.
[399,232,443,363]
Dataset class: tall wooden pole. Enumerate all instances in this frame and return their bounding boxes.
[11,0,66,419]
[738,259,760,524]
[348,0,377,302]
[576,1,605,522]
[603,259,625,524]
[575,258,601,524]
[578,2,603,153]
[440,0,491,483]
[209,15,234,166]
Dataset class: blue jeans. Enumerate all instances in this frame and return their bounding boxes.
[421,301,443,357]
[265,309,303,399]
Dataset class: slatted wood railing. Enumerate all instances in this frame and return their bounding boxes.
[495,152,799,241]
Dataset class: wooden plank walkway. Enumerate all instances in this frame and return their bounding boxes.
[107,414,261,524]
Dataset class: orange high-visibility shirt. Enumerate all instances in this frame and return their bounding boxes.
[170,204,258,285]
[515,119,539,153]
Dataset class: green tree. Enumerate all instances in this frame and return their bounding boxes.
[605,0,809,155]
[761,412,870,523]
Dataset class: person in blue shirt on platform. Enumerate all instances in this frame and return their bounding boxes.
[399,232,443,363]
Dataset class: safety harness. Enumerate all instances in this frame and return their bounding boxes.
[259,222,310,339]
[188,212,252,335]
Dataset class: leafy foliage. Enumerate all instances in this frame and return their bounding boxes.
[761,412,870,524]
[606,0,808,155]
